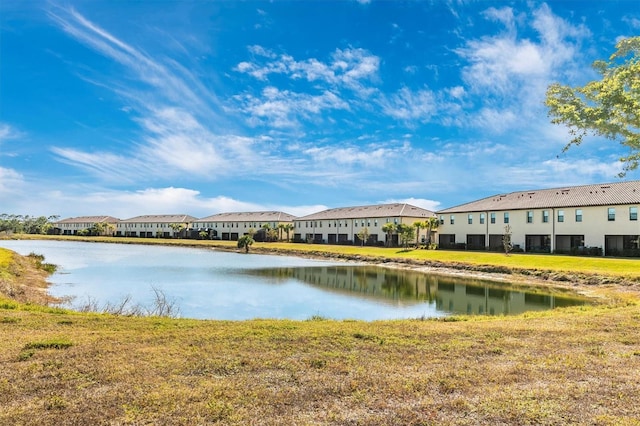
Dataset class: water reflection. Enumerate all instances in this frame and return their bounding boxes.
[243,266,590,316]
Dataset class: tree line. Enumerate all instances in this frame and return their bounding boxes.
[0,214,60,235]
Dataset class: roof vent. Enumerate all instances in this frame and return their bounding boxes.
[601,186,611,189]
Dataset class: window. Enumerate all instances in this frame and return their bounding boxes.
[630,207,638,221]
[557,210,564,223]
[527,211,533,224]
[490,213,496,224]
[608,208,616,221]
[480,213,485,224]
[575,209,583,222]
[450,215,455,225]
[439,216,444,225]
[542,210,549,223]
[468,214,473,225]
[504,212,509,224]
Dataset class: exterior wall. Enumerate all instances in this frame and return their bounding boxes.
[116,222,188,237]
[57,221,118,235]
[293,216,432,245]
[437,204,640,254]
[192,220,293,241]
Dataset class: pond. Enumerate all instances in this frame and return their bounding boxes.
[0,240,591,320]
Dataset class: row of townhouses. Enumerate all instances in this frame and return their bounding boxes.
[53,180,640,256]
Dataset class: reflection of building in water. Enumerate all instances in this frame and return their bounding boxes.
[289,266,439,301]
[249,266,588,315]
[434,281,583,315]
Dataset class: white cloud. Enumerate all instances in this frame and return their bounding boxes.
[379,197,441,212]
[304,145,396,167]
[0,123,23,147]
[0,167,24,195]
[235,46,380,90]
[379,87,436,123]
[236,87,349,128]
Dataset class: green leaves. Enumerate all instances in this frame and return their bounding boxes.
[546,36,640,175]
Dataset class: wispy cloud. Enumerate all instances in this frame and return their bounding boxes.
[234,87,349,128]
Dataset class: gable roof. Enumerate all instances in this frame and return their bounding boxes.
[55,216,120,224]
[296,203,436,221]
[196,211,296,222]
[120,214,198,223]
[438,181,640,214]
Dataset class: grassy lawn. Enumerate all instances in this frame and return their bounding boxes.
[1,238,640,424]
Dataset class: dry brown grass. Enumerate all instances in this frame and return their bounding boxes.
[1,245,640,425]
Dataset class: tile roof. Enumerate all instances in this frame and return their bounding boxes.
[120,214,198,223]
[196,211,296,222]
[296,203,436,221]
[438,180,640,213]
[55,216,120,224]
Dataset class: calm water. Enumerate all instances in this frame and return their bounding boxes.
[0,240,590,320]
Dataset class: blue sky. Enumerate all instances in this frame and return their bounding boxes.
[1,1,639,219]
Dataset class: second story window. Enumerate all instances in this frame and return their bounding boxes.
[468,214,473,225]
[608,208,616,221]
[575,209,583,222]
[480,213,485,224]
[503,212,509,224]
[630,207,638,221]
[450,215,455,225]
[490,213,496,224]
[542,210,549,223]
[527,211,533,224]
[557,210,564,223]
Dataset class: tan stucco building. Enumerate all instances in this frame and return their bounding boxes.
[436,181,640,255]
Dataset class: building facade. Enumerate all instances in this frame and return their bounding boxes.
[116,214,197,238]
[436,181,640,256]
[54,216,120,236]
[293,203,436,246]
[193,211,296,241]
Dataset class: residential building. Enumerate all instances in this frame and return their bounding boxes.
[116,214,197,238]
[436,181,640,255]
[293,203,436,246]
[54,216,120,236]
[193,211,296,241]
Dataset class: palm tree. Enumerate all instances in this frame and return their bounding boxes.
[382,223,396,247]
[283,223,294,242]
[424,217,439,248]
[277,223,287,241]
[237,234,255,253]
[168,223,186,238]
[413,221,427,249]
[261,223,272,242]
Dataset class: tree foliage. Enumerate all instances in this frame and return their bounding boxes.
[396,223,415,250]
[237,235,255,253]
[356,227,370,247]
[0,214,58,235]
[545,36,640,176]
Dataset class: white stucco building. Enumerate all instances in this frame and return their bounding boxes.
[436,181,640,256]
[293,203,436,246]
[116,214,197,238]
[54,216,120,236]
[193,211,296,241]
